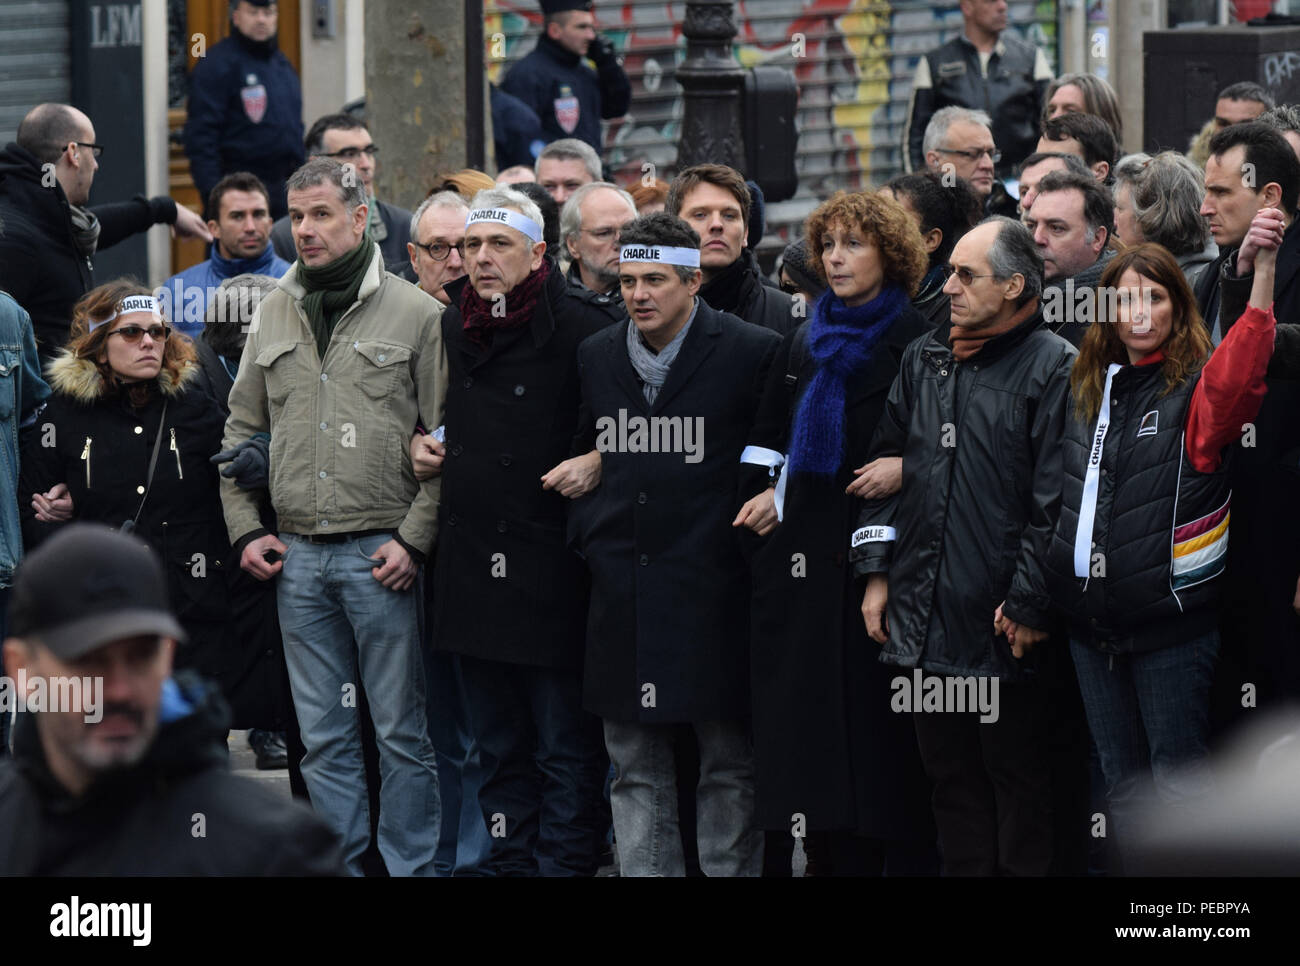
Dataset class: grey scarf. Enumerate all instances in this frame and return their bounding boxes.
[625,300,697,404]
[68,204,101,256]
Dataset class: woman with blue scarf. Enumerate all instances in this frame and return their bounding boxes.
[735,191,938,875]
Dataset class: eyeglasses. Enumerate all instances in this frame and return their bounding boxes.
[75,142,104,159]
[938,146,1002,163]
[413,240,459,261]
[951,267,997,286]
[579,227,621,242]
[109,324,170,343]
[321,145,379,160]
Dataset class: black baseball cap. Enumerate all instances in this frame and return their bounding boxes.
[7,524,186,661]
[540,0,592,15]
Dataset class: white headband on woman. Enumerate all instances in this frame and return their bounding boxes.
[89,295,163,332]
[619,244,701,268]
[465,207,543,243]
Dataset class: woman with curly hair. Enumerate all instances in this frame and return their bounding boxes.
[734,190,937,875]
[1046,225,1281,868]
[19,279,238,694]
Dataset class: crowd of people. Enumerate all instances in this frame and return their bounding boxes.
[1,0,1299,878]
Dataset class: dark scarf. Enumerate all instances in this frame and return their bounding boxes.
[460,260,551,348]
[788,285,907,477]
[232,24,278,59]
[699,248,760,315]
[298,238,375,359]
[209,241,279,280]
[949,297,1037,361]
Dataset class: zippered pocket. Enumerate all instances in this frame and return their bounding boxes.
[81,436,92,488]
[170,428,183,480]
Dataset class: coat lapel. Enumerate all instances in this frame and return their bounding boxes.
[649,301,721,414]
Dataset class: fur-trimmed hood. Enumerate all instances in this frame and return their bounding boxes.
[45,350,199,403]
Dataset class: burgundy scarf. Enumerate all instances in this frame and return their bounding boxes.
[460,260,551,348]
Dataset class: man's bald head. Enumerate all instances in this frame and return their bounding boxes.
[17,103,92,165]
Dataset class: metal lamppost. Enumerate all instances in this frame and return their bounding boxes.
[676,0,746,170]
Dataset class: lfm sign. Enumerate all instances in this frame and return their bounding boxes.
[89,3,142,48]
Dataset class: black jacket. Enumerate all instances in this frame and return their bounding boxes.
[491,84,547,170]
[270,198,413,268]
[742,307,937,838]
[432,262,616,668]
[0,673,341,875]
[699,249,802,338]
[851,303,1075,680]
[500,33,631,154]
[905,33,1050,178]
[570,302,779,722]
[0,143,177,359]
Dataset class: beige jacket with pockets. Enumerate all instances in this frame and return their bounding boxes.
[220,244,446,553]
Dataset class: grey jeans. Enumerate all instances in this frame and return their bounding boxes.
[603,718,763,877]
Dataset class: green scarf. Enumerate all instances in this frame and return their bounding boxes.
[298,238,376,359]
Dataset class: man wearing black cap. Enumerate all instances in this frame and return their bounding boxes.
[500,0,631,156]
[183,0,305,220]
[0,524,343,874]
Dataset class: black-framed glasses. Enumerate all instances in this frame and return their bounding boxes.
[938,146,1001,163]
[75,141,103,159]
[109,323,170,343]
[951,267,997,286]
[321,144,379,160]
[413,240,458,261]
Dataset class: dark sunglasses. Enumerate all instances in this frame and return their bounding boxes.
[109,323,170,343]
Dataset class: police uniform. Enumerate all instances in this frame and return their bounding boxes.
[183,5,305,219]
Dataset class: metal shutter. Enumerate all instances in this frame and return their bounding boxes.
[486,0,1058,251]
[0,0,71,143]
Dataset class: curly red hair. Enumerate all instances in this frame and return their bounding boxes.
[804,191,929,297]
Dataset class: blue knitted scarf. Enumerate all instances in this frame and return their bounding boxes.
[787,284,907,477]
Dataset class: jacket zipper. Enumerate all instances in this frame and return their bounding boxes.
[81,436,92,488]
[170,428,183,479]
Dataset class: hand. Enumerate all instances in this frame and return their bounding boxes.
[240,533,287,580]
[862,574,889,644]
[1237,206,1286,275]
[211,435,270,489]
[32,482,73,522]
[410,432,445,481]
[541,450,601,498]
[732,488,778,536]
[994,601,1048,658]
[845,456,903,499]
[588,33,617,64]
[365,538,418,591]
[171,203,213,243]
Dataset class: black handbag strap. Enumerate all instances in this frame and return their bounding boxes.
[126,400,169,530]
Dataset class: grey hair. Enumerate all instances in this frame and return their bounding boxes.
[1126,151,1211,256]
[982,215,1044,306]
[922,106,994,158]
[467,186,545,238]
[1112,152,1152,189]
[286,157,368,212]
[410,190,469,240]
[559,182,637,244]
[535,138,602,181]
[1260,104,1300,136]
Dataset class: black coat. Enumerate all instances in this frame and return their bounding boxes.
[0,143,176,359]
[570,302,780,722]
[741,307,936,836]
[699,249,802,338]
[0,673,341,875]
[851,304,1075,681]
[433,263,615,668]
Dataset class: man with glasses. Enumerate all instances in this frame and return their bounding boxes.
[0,102,212,362]
[183,0,304,220]
[270,114,412,267]
[560,182,637,303]
[904,0,1052,178]
[405,191,470,305]
[921,107,1017,218]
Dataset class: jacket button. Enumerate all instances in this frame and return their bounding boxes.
[463,377,473,389]
[500,455,513,467]
[319,471,327,479]
[451,444,463,457]
[497,520,508,533]
[377,354,386,362]
[320,373,328,382]
[514,384,526,396]
[639,554,649,566]
[637,492,647,504]
[320,422,327,431]
[448,513,458,525]
[134,425,143,434]
[136,485,146,495]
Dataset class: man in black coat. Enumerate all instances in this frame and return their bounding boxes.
[666,164,800,337]
[570,214,779,876]
[0,103,211,361]
[432,187,613,875]
[500,0,630,155]
[0,525,342,875]
[854,217,1075,876]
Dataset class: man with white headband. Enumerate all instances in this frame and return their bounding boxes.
[431,185,615,875]
[568,212,779,875]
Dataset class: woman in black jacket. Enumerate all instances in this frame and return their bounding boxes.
[734,191,937,875]
[20,280,238,696]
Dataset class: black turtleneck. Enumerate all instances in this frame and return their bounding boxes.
[232,24,278,60]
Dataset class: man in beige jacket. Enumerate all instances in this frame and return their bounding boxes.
[220,157,445,876]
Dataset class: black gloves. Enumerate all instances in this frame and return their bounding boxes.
[211,432,270,489]
[589,33,618,66]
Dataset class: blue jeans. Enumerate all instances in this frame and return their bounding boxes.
[277,531,441,876]
[425,650,492,875]
[1070,632,1218,865]
[457,655,606,876]
[603,719,763,877]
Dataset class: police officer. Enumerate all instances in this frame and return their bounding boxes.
[183,0,305,220]
[501,0,631,156]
